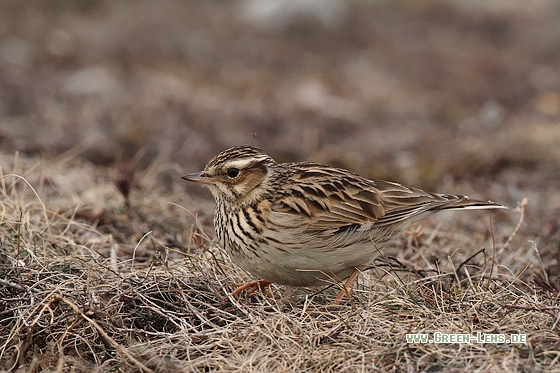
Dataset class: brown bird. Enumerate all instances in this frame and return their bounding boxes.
[182,145,505,302]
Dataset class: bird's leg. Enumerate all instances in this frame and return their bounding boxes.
[332,269,360,305]
[231,280,273,297]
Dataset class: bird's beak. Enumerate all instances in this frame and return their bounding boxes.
[181,171,215,185]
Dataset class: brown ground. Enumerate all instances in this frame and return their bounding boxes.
[1,0,559,372]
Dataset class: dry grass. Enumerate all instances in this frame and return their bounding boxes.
[1,153,559,373]
[1,1,559,371]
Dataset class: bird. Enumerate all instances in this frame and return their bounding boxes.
[182,145,506,302]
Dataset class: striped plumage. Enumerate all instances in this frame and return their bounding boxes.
[182,146,505,287]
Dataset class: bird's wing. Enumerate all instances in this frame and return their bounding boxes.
[269,163,457,240]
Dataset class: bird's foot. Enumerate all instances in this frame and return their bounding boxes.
[332,269,360,305]
[231,280,273,298]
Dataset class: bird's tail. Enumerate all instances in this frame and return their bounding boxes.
[434,194,507,211]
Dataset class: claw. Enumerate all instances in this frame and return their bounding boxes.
[231,280,273,298]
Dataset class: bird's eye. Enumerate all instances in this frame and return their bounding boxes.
[226,168,240,178]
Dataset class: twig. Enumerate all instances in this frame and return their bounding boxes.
[450,248,485,288]
[501,303,558,315]
[55,296,154,373]
[498,197,528,255]
[0,174,53,241]
[485,214,496,292]
[131,231,153,272]
[0,278,28,292]
[530,240,549,284]
[192,233,227,277]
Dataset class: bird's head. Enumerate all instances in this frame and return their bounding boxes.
[182,146,275,205]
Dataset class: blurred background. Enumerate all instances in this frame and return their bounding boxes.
[0,0,559,247]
